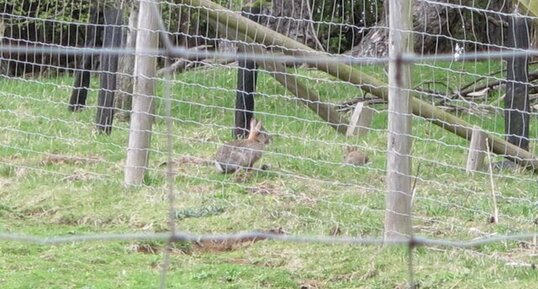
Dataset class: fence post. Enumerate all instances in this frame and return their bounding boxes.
[466,126,487,173]
[384,0,414,240]
[124,0,160,186]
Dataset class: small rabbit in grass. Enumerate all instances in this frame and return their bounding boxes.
[215,119,271,174]
[343,146,369,166]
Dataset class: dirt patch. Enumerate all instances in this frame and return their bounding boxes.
[329,225,342,236]
[60,170,99,182]
[127,229,286,255]
[128,242,191,255]
[246,181,285,196]
[159,155,213,167]
[300,280,325,289]
[175,205,225,220]
[129,243,159,254]
[193,228,285,253]
[17,206,58,219]
[226,258,251,265]
[158,155,214,175]
[41,153,104,166]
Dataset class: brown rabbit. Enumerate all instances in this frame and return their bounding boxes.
[215,119,270,174]
[343,146,369,166]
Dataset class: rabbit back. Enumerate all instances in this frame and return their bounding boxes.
[215,140,265,173]
[344,150,369,166]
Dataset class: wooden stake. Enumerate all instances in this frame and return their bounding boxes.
[346,102,374,137]
[466,126,487,173]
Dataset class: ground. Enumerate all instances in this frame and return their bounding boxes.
[0,60,537,288]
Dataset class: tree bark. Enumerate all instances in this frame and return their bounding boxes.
[95,6,123,134]
[115,3,138,122]
[505,13,530,151]
[348,0,510,58]
[253,0,323,50]
[68,8,101,111]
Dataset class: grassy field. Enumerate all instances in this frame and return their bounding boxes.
[1,60,537,288]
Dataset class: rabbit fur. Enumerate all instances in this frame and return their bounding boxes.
[344,146,369,166]
[215,119,270,174]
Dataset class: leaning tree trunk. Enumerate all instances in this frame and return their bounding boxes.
[348,0,510,58]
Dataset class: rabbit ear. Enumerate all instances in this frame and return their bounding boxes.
[255,120,263,132]
[248,118,259,140]
[249,118,257,131]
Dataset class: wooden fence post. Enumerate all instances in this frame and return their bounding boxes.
[124,0,160,186]
[384,0,414,241]
[466,126,487,173]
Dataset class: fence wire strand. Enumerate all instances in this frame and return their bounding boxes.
[1,0,538,287]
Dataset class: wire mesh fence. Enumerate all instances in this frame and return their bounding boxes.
[1,0,538,288]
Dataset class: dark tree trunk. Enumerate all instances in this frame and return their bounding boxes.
[95,7,123,134]
[267,0,323,50]
[233,6,260,139]
[234,54,258,138]
[69,8,101,111]
[505,14,530,151]
[348,0,511,58]
[250,0,323,51]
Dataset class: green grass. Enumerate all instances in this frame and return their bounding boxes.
[1,60,537,288]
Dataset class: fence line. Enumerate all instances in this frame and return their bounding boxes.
[4,44,538,65]
[2,231,538,249]
[2,0,538,287]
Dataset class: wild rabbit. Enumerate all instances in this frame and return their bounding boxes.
[215,119,270,174]
[343,146,369,166]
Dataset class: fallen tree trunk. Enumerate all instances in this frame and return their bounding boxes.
[181,0,538,171]
[252,46,349,135]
